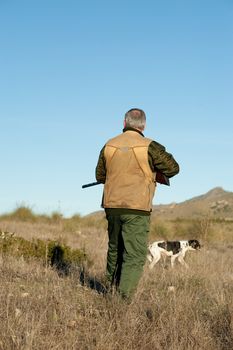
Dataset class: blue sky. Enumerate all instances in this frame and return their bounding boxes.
[0,0,232,217]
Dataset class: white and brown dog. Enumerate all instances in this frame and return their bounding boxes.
[147,239,201,269]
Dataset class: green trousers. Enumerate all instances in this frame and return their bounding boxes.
[106,214,150,299]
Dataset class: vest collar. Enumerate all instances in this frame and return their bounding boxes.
[123,127,144,137]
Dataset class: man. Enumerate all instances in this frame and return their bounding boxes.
[95,108,179,299]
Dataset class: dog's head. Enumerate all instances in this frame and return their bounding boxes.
[188,239,201,250]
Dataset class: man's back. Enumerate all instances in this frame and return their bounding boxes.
[103,130,155,211]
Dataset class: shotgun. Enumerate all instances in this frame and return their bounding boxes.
[82,172,170,188]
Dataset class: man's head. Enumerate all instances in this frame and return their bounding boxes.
[124,108,146,131]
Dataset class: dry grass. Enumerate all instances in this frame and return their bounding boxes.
[0,213,233,349]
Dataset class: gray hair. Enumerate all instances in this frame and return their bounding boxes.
[124,108,146,130]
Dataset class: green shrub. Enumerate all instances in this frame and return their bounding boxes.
[1,206,37,222]
[0,231,89,266]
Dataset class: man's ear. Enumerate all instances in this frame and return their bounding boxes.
[123,119,126,128]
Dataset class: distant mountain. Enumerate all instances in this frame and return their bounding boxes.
[152,187,233,220]
[86,187,233,220]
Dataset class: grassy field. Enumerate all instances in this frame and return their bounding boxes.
[0,208,233,349]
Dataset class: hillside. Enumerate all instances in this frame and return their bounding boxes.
[152,187,233,220]
[86,187,233,221]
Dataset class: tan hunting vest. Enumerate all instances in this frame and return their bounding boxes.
[103,130,156,212]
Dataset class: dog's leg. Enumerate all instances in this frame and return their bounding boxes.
[149,252,161,269]
[170,255,177,268]
[178,256,189,269]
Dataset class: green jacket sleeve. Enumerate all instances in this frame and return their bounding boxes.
[95,146,106,183]
[148,141,180,178]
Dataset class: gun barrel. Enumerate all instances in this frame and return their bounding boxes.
[82,181,101,189]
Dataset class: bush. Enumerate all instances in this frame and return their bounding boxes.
[0,206,37,222]
[185,217,213,241]
[0,231,89,267]
[51,211,63,223]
